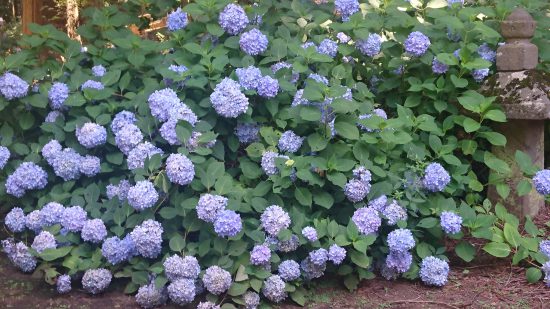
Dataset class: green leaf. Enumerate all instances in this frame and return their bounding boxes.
[308,133,328,151]
[503,223,522,248]
[295,187,312,206]
[334,119,359,140]
[484,109,506,122]
[40,246,73,261]
[482,242,511,258]
[349,249,370,268]
[484,152,511,174]
[458,91,484,113]
[526,267,542,283]
[228,282,249,296]
[290,288,307,306]
[462,117,480,133]
[203,161,224,189]
[313,191,334,209]
[169,234,185,252]
[455,242,476,262]
[451,75,468,88]
[517,179,532,196]
[417,217,438,229]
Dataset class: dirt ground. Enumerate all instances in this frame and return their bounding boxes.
[1,212,549,309]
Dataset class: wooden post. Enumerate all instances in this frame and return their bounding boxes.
[21,0,43,34]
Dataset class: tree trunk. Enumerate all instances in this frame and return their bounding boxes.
[12,0,16,20]
[66,0,80,41]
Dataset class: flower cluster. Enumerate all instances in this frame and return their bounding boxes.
[219,4,249,35]
[167,8,188,31]
[419,256,450,286]
[82,268,112,294]
[164,255,201,282]
[92,65,106,77]
[5,162,48,197]
[357,34,382,57]
[423,162,451,192]
[130,220,163,259]
[76,122,107,148]
[166,153,195,185]
[334,0,360,21]
[440,211,463,234]
[404,31,431,56]
[278,130,304,153]
[202,266,232,295]
[48,82,69,109]
[262,275,287,303]
[352,207,382,235]
[261,205,291,236]
[345,166,372,202]
[240,29,269,56]
[210,78,249,118]
[2,239,37,272]
[135,281,168,308]
[0,72,29,100]
[261,151,289,176]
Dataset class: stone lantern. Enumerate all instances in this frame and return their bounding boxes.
[484,8,550,218]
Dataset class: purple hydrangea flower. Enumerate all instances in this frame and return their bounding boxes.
[345,179,370,202]
[419,256,449,286]
[543,261,550,287]
[317,39,338,58]
[31,230,57,253]
[271,62,299,83]
[423,162,451,192]
[278,130,303,153]
[387,229,415,253]
[135,282,168,308]
[214,210,242,238]
[404,31,431,57]
[60,206,87,232]
[167,278,196,305]
[300,257,326,280]
[167,8,188,31]
[236,66,262,90]
[80,155,101,177]
[210,78,249,118]
[5,162,48,197]
[334,0,360,21]
[261,205,291,236]
[57,275,71,294]
[472,68,490,82]
[165,153,195,185]
[337,32,351,43]
[92,65,106,77]
[432,58,449,74]
[261,151,289,176]
[42,139,62,165]
[357,34,382,57]
[382,200,408,225]
[5,207,26,232]
[250,244,271,265]
[533,170,550,195]
[447,0,464,6]
[309,248,328,266]
[81,80,104,90]
[328,244,346,265]
[202,266,232,295]
[196,194,228,223]
[2,239,37,272]
[385,250,412,273]
[302,41,316,49]
[278,260,300,281]
[25,210,43,232]
[82,268,112,294]
[127,142,163,170]
[257,75,279,98]
[50,148,82,181]
[440,211,462,234]
[114,124,143,155]
[352,207,381,235]
[148,88,180,122]
[81,219,107,243]
[0,72,29,100]
[48,82,69,110]
[219,4,249,35]
[110,111,136,135]
[291,89,309,107]
[539,240,550,259]
[76,122,107,148]
[197,302,220,309]
[235,122,260,144]
[368,195,388,212]
[40,202,64,226]
[308,73,329,85]
[477,43,496,63]
[101,235,137,265]
[262,275,287,303]
[0,146,9,169]
[45,111,64,123]
[276,234,300,253]
[244,291,260,309]
[239,29,269,56]
[164,255,201,281]
[127,181,159,211]
[302,226,318,242]
[130,219,163,258]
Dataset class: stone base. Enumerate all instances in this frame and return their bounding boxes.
[487,120,544,218]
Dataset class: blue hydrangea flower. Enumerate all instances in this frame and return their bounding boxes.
[352,207,381,235]
[214,209,242,238]
[387,229,415,253]
[236,66,262,90]
[300,257,326,280]
[275,234,300,253]
[5,207,26,233]
[82,268,112,294]
[81,80,104,90]
[101,235,137,265]
[334,0,360,21]
[302,226,318,242]
[532,170,550,195]
[196,194,228,223]
[167,278,196,305]
[185,131,216,151]
[302,42,316,50]
[127,181,159,211]
[447,0,464,7]
[5,162,48,197]
[240,28,269,56]
[277,130,303,153]
[50,148,82,181]
[368,195,388,212]
[110,111,136,135]
[167,8,188,31]
[261,151,289,176]
[423,162,451,192]
[262,275,287,303]
[352,166,371,183]
[165,64,189,87]
[25,210,43,232]
[45,111,64,123]
[447,28,461,42]
[244,291,261,309]
[210,78,249,118]
[159,104,198,145]
[135,282,168,308]
[419,256,449,286]
[166,153,195,186]
[382,200,408,225]
[250,244,271,265]
[261,205,291,236]
[80,155,101,177]
[235,122,260,144]
[337,32,351,43]
[48,82,69,110]
[197,301,220,309]
[328,244,346,265]
[2,239,37,273]
[539,240,550,259]
[60,206,87,232]
[317,39,338,58]
[130,219,163,259]
[404,31,431,57]
[148,88,180,122]
[472,68,490,82]
[345,179,370,202]
[278,260,300,281]
[477,43,496,63]
[0,72,29,100]
[0,146,9,169]
[56,274,71,294]
[440,211,462,234]
[127,142,163,170]
[291,89,309,107]
[92,65,106,77]
[256,75,279,98]
[385,251,412,274]
[202,266,232,295]
[31,231,57,253]
[309,248,328,266]
[76,122,107,148]
[81,219,107,243]
[39,202,64,226]
[164,255,201,282]
[357,34,382,57]
[271,62,299,83]
[543,261,550,287]
[307,73,329,85]
[42,139,62,165]
[219,4,249,35]
[432,58,449,74]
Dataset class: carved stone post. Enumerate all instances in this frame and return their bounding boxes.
[484,9,550,218]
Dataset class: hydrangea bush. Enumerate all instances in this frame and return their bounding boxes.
[1,0,550,307]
